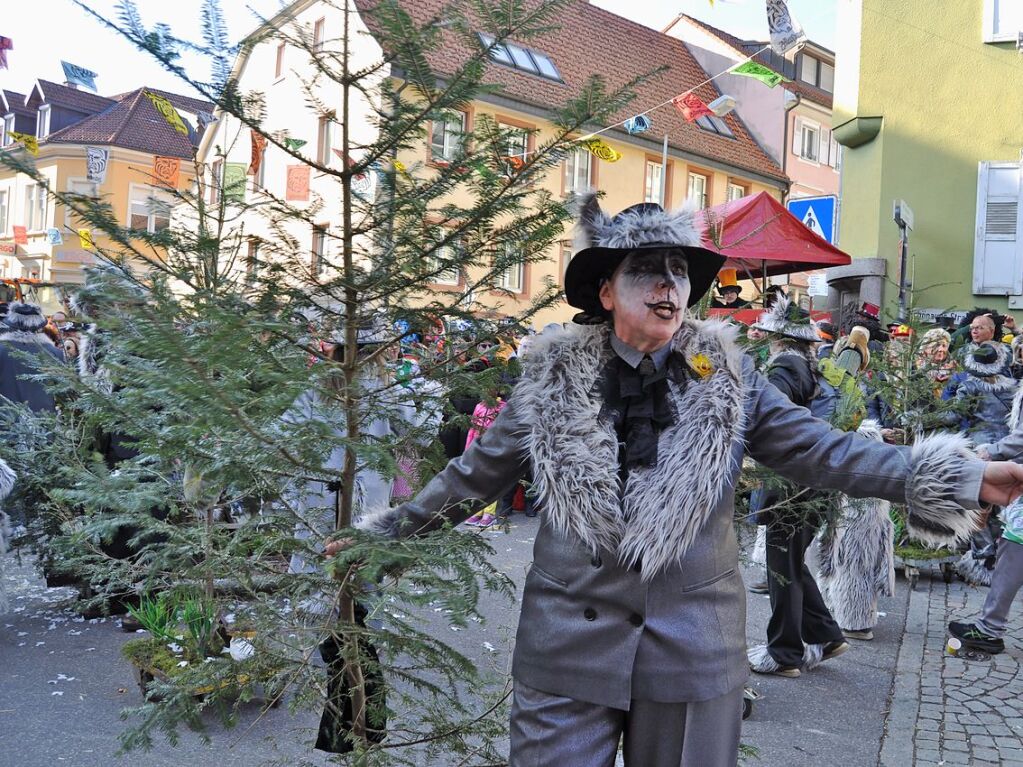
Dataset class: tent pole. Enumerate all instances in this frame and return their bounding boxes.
[659,134,668,206]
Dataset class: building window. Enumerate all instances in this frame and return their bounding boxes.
[317,116,333,165]
[727,182,746,202]
[1,114,12,146]
[246,238,260,280]
[312,225,328,274]
[496,241,524,293]
[25,184,47,231]
[500,124,529,164]
[313,18,325,50]
[477,33,561,81]
[563,147,592,195]
[800,122,820,162]
[694,114,735,138]
[0,190,7,234]
[644,161,666,204]
[65,178,99,227]
[430,112,466,164]
[829,135,841,170]
[275,43,286,78]
[428,242,461,285]
[209,159,222,204]
[128,185,172,233]
[36,105,51,138]
[254,146,267,190]
[983,0,1023,42]
[798,54,834,93]
[687,173,708,209]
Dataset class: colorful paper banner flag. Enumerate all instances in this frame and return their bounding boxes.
[145,91,189,135]
[197,111,218,132]
[285,164,310,201]
[284,137,307,151]
[9,131,38,156]
[153,156,181,188]
[766,0,807,56]
[672,92,714,123]
[77,229,94,249]
[0,37,12,71]
[708,95,736,117]
[12,225,27,245]
[249,130,267,176]
[45,228,63,246]
[623,115,652,134]
[60,60,98,92]
[729,60,788,88]
[583,138,622,163]
[223,162,247,202]
[85,146,108,184]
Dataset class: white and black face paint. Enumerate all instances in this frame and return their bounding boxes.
[612,248,691,321]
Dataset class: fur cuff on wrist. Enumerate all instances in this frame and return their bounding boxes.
[905,432,984,547]
[353,505,406,538]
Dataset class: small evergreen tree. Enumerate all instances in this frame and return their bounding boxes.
[2,0,656,761]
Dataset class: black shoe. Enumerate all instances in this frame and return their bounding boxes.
[948,621,1005,654]
[747,579,769,594]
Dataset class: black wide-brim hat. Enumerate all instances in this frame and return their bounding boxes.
[564,195,726,318]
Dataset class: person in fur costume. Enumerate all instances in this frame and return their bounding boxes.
[329,194,1023,767]
[0,302,65,412]
[816,420,895,641]
[746,297,851,677]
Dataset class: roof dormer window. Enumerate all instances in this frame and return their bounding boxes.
[2,114,13,146]
[478,32,562,82]
[36,105,51,138]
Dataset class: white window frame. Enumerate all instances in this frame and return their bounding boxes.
[974,161,1023,295]
[798,54,819,85]
[687,172,708,209]
[726,182,746,202]
[246,238,260,281]
[36,105,51,138]
[65,177,99,227]
[430,112,466,164]
[24,183,48,231]
[798,119,821,163]
[564,147,593,195]
[274,42,286,79]
[428,242,461,285]
[983,0,1023,43]
[496,241,524,293]
[317,116,334,165]
[818,61,835,93]
[312,225,328,275]
[1,114,12,146]
[644,161,665,205]
[127,183,173,234]
[499,125,529,162]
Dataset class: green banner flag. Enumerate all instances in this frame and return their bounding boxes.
[223,162,247,202]
[729,61,788,88]
[284,138,307,151]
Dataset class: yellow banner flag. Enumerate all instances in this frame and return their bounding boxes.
[145,91,189,135]
[583,138,622,163]
[9,131,38,156]
[78,228,94,249]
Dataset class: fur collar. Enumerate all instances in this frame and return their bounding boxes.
[0,330,55,347]
[1008,381,1023,432]
[963,342,1009,377]
[965,374,1017,394]
[515,318,746,580]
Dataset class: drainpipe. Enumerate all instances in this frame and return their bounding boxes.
[781,91,801,204]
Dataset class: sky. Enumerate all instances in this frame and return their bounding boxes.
[0,0,835,101]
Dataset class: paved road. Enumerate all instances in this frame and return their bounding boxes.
[3,515,915,766]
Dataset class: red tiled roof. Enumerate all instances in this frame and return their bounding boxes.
[354,0,787,184]
[1,90,33,118]
[677,16,832,109]
[111,87,212,116]
[32,80,116,114]
[43,88,207,159]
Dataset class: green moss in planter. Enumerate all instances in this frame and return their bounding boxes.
[122,637,192,679]
[895,544,955,561]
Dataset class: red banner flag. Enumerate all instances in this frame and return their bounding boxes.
[12,225,27,244]
[672,92,714,123]
[286,164,310,201]
[0,37,12,71]
[249,130,267,176]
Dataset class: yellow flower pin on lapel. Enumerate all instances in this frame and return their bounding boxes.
[689,353,714,379]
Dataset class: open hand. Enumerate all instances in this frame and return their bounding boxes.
[324,537,353,557]
[979,462,1023,507]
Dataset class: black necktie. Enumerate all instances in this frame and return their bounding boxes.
[607,354,676,473]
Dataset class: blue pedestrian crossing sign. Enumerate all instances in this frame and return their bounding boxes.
[787,195,837,243]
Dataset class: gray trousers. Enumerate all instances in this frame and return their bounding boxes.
[509,679,744,767]
[978,538,1023,638]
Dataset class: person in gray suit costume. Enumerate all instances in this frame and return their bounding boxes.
[338,194,1023,766]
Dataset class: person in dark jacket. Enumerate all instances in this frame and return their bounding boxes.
[747,296,850,677]
[0,302,64,411]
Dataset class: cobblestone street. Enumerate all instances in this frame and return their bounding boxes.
[881,565,1023,766]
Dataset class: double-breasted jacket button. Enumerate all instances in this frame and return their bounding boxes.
[583,607,597,621]
[591,555,602,568]
[629,613,644,628]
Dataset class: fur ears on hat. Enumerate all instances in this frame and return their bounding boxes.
[754,295,820,343]
[572,192,703,253]
[2,302,47,332]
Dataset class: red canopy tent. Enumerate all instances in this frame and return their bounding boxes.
[696,191,851,324]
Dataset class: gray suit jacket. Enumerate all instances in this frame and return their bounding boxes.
[359,322,984,708]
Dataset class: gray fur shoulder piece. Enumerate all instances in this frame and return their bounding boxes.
[0,329,55,347]
[904,432,984,546]
[1010,381,1023,432]
[515,316,747,580]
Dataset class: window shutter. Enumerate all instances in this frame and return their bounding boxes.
[792,117,803,156]
[820,128,831,166]
[974,162,1023,295]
